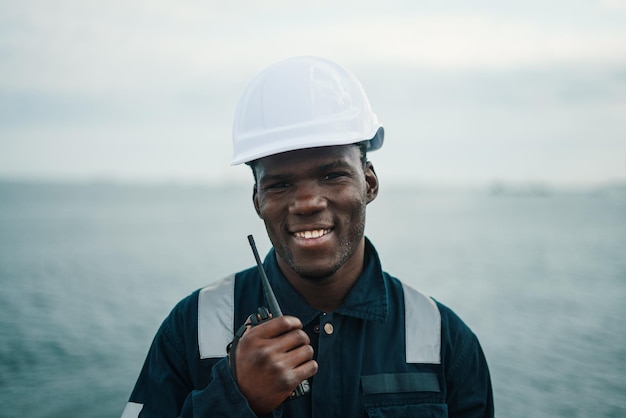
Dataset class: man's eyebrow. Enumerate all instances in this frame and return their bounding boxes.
[258,172,294,183]
[318,159,353,171]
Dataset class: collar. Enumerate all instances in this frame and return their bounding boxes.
[263,237,388,326]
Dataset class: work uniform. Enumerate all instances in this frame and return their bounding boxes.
[122,239,494,417]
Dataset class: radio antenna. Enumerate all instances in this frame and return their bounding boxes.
[247,235,283,317]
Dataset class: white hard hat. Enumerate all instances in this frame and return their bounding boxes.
[231,56,384,165]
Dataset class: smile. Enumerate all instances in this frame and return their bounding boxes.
[293,229,331,239]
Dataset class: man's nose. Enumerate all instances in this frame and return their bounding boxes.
[289,182,327,215]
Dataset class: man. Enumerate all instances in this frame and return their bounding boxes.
[122,56,494,417]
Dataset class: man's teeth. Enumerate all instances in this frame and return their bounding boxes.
[295,229,330,239]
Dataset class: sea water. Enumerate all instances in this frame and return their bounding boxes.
[0,181,624,417]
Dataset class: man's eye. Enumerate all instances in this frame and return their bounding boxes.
[265,182,290,189]
[323,172,348,181]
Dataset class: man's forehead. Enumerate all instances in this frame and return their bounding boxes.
[255,144,360,172]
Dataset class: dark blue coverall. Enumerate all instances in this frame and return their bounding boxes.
[123,239,494,417]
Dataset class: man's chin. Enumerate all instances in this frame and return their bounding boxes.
[291,264,339,282]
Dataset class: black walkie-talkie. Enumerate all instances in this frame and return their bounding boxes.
[246,235,310,400]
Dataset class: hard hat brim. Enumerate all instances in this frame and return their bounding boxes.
[231,126,384,165]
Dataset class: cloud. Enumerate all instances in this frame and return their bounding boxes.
[224,15,626,72]
[599,0,626,11]
[2,3,626,95]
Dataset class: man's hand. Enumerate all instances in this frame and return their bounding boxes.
[233,315,318,414]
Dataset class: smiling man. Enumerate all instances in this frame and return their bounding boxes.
[122,56,494,418]
[252,145,376,308]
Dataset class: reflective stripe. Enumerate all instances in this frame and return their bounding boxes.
[120,402,143,418]
[198,274,236,359]
[402,283,441,364]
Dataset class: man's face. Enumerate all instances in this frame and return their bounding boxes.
[253,145,379,281]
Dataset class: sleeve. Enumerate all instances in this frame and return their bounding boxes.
[438,304,494,418]
[122,299,259,418]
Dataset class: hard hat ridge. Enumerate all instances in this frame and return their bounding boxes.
[231,56,384,165]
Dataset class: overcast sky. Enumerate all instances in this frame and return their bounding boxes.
[1,0,625,186]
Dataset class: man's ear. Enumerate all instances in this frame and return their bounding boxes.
[252,184,262,218]
[365,161,379,204]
